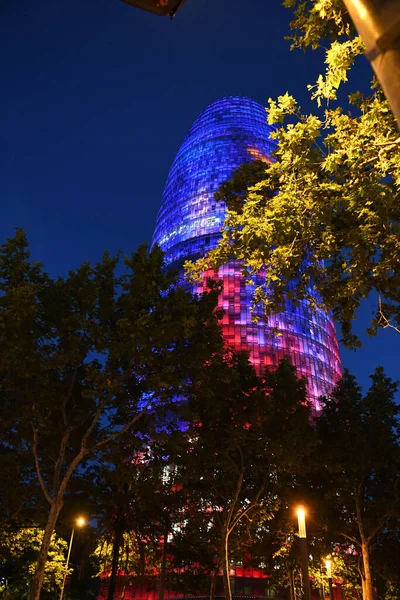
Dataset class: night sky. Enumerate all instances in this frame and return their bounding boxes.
[1,0,398,393]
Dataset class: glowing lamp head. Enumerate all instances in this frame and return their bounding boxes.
[76,517,86,528]
[296,506,307,538]
[325,558,332,578]
[297,506,305,520]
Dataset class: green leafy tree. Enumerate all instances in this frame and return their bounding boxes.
[367,519,400,599]
[0,444,39,528]
[0,527,68,599]
[186,0,400,348]
[309,548,361,598]
[310,368,400,600]
[175,355,315,600]
[0,230,223,600]
[92,530,160,582]
[250,510,301,600]
[89,407,195,600]
[249,502,349,600]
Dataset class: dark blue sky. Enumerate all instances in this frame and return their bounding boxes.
[1,0,398,392]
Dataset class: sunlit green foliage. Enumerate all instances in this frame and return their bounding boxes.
[92,532,160,579]
[186,1,400,348]
[0,528,68,599]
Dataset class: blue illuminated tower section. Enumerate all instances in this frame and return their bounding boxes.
[153,96,342,407]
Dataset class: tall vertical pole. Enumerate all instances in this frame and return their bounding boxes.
[343,0,400,125]
[60,528,74,600]
[325,559,334,600]
[328,577,334,600]
[297,507,311,600]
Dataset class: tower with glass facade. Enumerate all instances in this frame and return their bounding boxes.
[152,96,342,409]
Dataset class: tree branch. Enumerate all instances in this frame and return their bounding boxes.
[62,370,77,426]
[340,531,361,547]
[52,428,71,494]
[90,394,155,452]
[32,425,52,505]
[366,513,389,545]
[225,446,244,531]
[355,479,367,546]
[228,474,270,534]
[377,295,400,334]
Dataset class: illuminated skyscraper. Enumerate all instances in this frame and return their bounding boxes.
[152,96,342,408]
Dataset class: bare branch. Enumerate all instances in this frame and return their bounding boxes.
[226,446,244,530]
[52,429,71,494]
[228,474,270,534]
[62,370,77,426]
[340,531,361,547]
[377,296,400,334]
[0,499,28,527]
[366,513,390,544]
[373,137,400,148]
[32,425,52,505]
[79,399,107,453]
[47,394,157,520]
[90,394,155,452]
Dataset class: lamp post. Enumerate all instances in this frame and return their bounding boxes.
[296,506,311,600]
[59,517,86,600]
[343,0,400,126]
[325,559,334,600]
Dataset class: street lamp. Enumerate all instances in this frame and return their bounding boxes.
[296,506,311,600]
[59,517,86,600]
[325,558,334,600]
[343,0,400,125]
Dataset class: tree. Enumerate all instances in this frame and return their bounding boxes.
[175,355,315,600]
[92,530,160,587]
[0,230,223,600]
[185,0,400,348]
[372,524,400,600]
[0,527,68,599]
[310,368,400,600]
[96,438,187,600]
[0,443,39,528]
[250,509,301,600]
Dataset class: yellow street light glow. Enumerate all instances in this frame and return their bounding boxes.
[296,506,307,538]
[296,506,305,519]
[325,558,332,578]
[76,517,86,528]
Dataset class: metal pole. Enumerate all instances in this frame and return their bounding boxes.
[343,0,400,125]
[325,559,333,600]
[60,527,74,600]
[299,538,311,600]
[297,508,311,600]
[328,576,334,600]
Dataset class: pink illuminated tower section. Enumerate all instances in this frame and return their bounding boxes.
[152,96,342,407]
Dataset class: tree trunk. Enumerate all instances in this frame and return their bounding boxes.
[107,508,125,600]
[287,563,295,600]
[158,527,168,600]
[209,569,217,600]
[138,538,145,580]
[120,539,130,600]
[120,580,127,600]
[221,532,232,600]
[29,500,62,600]
[361,577,366,600]
[361,542,373,600]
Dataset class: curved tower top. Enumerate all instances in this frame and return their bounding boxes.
[153,96,276,266]
[152,96,342,408]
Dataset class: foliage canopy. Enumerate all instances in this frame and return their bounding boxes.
[186,0,400,348]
